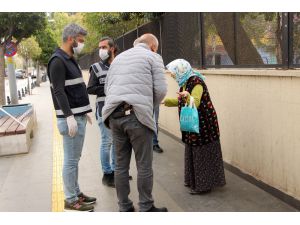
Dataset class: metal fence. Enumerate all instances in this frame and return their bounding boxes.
[79,12,300,70]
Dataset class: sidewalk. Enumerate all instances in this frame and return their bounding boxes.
[0,79,297,212]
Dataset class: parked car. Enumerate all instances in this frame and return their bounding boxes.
[15,69,26,74]
[15,69,26,79]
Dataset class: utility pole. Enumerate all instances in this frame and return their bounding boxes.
[6,56,18,104]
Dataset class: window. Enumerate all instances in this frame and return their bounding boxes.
[203,13,234,66]
[203,13,284,67]
[237,13,283,65]
[292,13,300,65]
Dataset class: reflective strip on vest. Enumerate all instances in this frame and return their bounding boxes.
[65,77,84,86]
[50,77,84,88]
[93,63,107,78]
[96,96,105,102]
[55,105,92,116]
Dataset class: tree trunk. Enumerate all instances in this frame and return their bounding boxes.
[25,58,31,95]
[211,13,264,65]
[0,45,6,105]
[36,61,41,87]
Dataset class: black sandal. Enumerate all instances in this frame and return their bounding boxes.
[189,189,211,195]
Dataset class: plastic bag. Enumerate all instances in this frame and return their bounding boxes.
[179,96,200,133]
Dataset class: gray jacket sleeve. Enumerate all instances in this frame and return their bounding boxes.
[104,70,110,96]
[151,54,167,107]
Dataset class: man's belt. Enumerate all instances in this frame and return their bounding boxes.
[112,102,133,119]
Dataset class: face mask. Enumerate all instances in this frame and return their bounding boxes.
[73,41,84,55]
[99,49,110,61]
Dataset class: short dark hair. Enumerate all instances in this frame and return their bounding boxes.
[100,36,118,54]
[62,23,87,42]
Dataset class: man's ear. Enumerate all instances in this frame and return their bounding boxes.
[151,44,157,52]
[110,47,115,54]
[68,36,75,46]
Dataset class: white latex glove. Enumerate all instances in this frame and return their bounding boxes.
[86,113,92,125]
[66,115,78,137]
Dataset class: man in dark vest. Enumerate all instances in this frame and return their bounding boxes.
[87,37,118,187]
[47,23,96,212]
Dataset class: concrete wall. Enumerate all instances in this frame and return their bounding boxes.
[159,69,300,201]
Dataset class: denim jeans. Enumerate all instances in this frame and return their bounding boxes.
[153,105,160,146]
[109,112,154,212]
[97,116,115,174]
[57,115,87,203]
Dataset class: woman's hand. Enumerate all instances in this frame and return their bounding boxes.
[177,91,190,98]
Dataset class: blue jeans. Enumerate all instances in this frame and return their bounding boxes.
[153,105,160,146]
[97,116,115,174]
[57,115,87,203]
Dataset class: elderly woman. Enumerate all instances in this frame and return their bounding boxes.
[163,59,226,194]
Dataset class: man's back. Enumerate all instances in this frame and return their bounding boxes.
[106,34,169,213]
[102,43,167,132]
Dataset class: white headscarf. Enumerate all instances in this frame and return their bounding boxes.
[166,59,205,87]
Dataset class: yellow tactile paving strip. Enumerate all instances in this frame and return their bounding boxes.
[52,112,64,212]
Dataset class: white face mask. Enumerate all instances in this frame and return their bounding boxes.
[99,49,109,61]
[73,42,84,55]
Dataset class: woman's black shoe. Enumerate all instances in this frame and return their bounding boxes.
[189,189,211,195]
[184,182,190,187]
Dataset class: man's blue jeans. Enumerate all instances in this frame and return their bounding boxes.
[97,115,115,174]
[57,115,87,203]
[153,105,160,146]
